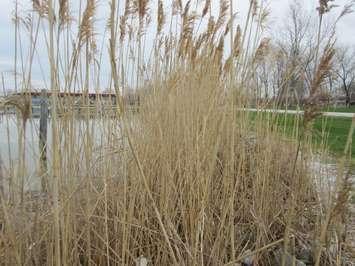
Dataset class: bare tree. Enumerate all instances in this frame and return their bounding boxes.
[334,46,355,107]
[266,1,336,106]
[273,2,313,106]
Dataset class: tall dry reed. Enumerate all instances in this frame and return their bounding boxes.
[0,0,353,265]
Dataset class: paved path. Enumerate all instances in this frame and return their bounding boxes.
[245,108,355,118]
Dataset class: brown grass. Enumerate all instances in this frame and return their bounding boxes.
[0,0,354,265]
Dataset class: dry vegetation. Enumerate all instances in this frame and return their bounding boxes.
[0,0,354,265]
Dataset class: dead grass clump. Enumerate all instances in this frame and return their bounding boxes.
[119,63,317,265]
[0,62,321,265]
[1,0,353,265]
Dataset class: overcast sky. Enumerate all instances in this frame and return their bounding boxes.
[0,0,354,90]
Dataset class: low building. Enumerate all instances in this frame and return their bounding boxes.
[10,90,117,117]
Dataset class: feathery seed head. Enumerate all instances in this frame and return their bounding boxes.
[32,0,49,18]
[173,0,182,15]
[253,38,270,63]
[202,0,211,18]
[157,0,165,35]
[215,0,229,32]
[317,0,336,15]
[79,0,96,44]
[59,0,71,27]
[232,25,242,57]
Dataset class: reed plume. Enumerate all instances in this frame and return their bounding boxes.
[304,43,335,123]
[59,0,71,27]
[232,25,242,57]
[317,0,337,15]
[157,0,165,35]
[1,0,354,265]
[119,0,132,42]
[79,0,96,44]
[202,0,211,18]
[253,37,271,63]
[136,0,149,30]
[172,0,182,15]
[32,0,49,17]
[252,0,259,17]
[215,0,229,36]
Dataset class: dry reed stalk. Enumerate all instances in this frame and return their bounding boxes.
[109,1,178,264]
[0,0,353,265]
[46,0,62,265]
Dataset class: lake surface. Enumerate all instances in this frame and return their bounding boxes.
[0,114,123,191]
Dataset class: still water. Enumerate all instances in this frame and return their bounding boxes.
[0,114,122,191]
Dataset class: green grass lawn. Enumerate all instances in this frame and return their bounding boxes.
[278,105,355,113]
[313,116,354,156]
[250,111,355,157]
[321,105,355,113]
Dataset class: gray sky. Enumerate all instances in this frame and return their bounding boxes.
[0,0,354,90]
